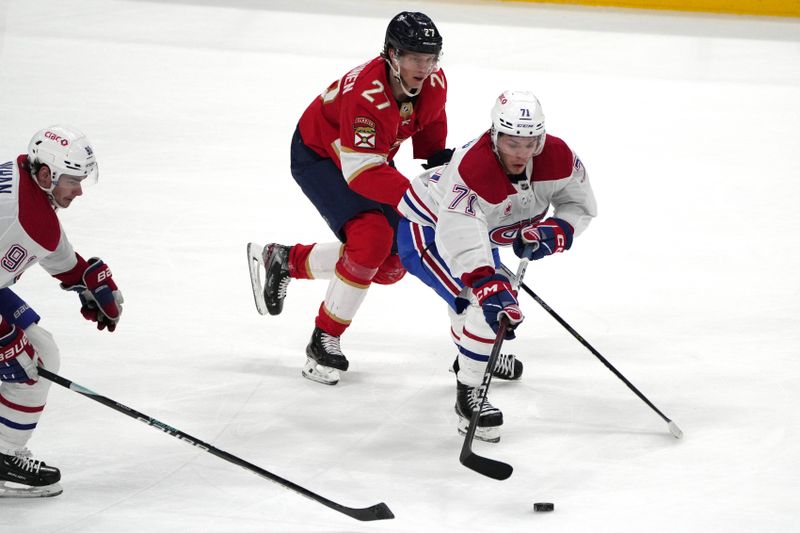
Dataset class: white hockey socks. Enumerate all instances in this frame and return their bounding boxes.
[305,242,344,280]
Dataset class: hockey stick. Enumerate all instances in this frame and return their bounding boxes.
[499,266,683,440]
[459,317,514,480]
[38,368,394,521]
[459,255,532,480]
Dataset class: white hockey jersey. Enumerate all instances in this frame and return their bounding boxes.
[398,131,597,281]
[0,156,79,289]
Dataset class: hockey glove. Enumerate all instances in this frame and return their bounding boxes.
[0,321,39,383]
[60,257,124,332]
[472,274,524,339]
[513,217,574,261]
[421,148,454,169]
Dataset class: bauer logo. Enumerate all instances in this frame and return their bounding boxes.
[13,303,30,320]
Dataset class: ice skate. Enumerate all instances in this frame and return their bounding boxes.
[455,380,503,443]
[302,327,349,385]
[0,449,62,498]
[247,242,291,316]
[451,353,523,381]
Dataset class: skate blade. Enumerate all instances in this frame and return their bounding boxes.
[0,481,63,498]
[302,358,341,385]
[247,242,268,315]
[457,416,501,443]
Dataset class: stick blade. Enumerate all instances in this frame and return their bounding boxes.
[460,451,514,481]
[668,420,684,439]
[339,502,395,521]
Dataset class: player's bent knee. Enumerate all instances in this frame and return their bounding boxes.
[24,323,61,373]
[342,212,394,267]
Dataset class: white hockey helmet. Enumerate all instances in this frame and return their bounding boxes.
[490,90,546,156]
[27,125,99,193]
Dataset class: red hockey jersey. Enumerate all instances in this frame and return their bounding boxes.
[297,56,447,206]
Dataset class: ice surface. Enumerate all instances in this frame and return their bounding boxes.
[1,0,798,531]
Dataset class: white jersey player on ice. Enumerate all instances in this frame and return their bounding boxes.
[396,91,597,442]
[0,126,123,497]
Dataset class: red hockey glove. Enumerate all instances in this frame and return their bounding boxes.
[471,274,524,339]
[514,217,574,260]
[0,320,39,383]
[60,257,124,332]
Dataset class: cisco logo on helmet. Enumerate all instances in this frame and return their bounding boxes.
[44,131,69,146]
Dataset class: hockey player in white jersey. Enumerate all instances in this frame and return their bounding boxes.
[396,91,597,442]
[0,126,123,497]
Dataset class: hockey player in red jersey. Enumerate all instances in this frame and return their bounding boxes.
[396,91,597,442]
[0,126,123,497]
[248,12,451,385]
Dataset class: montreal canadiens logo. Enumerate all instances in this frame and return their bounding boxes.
[489,222,523,245]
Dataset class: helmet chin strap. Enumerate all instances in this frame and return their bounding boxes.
[39,183,62,210]
[387,55,421,98]
[31,168,62,209]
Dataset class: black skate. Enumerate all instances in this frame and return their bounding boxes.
[451,353,523,381]
[262,243,291,316]
[303,327,350,385]
[0,450,62,498]
[246,242,291,316]
[455,380,503,443]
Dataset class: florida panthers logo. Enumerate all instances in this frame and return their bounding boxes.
[353,116,376,149]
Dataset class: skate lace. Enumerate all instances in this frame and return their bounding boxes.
[320,332,344,357]
[494,353,516,378]
[11,450,41,474]
[467,386,495,413]
[276,275,290,299]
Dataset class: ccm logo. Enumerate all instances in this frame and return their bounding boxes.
[475,284,500,301]
[45,131,69,146]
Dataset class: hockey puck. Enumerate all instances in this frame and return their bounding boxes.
[533,502,554,512]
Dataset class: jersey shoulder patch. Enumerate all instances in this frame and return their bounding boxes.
[457,133,516,204]
[531,134,575,182]
[17,156,60,251]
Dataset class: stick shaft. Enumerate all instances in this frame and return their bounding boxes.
[38,368,393,521]
[505,274,675,425]
[459,256,530,479]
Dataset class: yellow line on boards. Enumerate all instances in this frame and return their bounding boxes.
[499,0,800,18]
